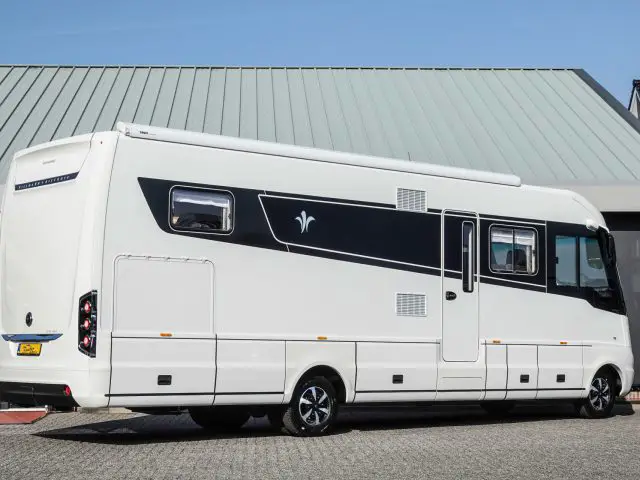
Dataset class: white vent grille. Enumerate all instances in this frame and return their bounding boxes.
[396,188,427,212]
[396,293,427,317]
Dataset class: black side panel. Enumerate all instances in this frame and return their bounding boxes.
[138,176,628,312]
[139,177,442,275]
[260,195,441,270]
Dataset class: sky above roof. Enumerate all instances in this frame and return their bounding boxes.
[1,0,637,105]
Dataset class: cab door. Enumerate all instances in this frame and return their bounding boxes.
[441,211,479,362]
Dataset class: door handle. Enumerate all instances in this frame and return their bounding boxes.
[445,291,457,301]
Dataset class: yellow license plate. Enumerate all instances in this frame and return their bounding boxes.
[17,343,42,356]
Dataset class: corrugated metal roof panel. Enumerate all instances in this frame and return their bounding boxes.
[240,68,257,140]
[1,66,640,187]
[202,69,224,136]
[256,69,276,143]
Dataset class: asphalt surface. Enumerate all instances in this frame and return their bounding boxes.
[0,403,638,479]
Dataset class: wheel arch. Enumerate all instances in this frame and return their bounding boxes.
[588,362,623,396]
[284,364,350,404]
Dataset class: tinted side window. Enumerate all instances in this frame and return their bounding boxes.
[171,188,233,233]
[490,226,537,274]
[555,235,577,286]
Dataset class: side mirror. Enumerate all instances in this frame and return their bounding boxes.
[596,227,616,267]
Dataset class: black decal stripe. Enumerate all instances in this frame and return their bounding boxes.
[15,172,79,191]
[479,215,545,226]
[287,245,440,276]
[138,177,623,306]
[443,271,480,281]
[265,190,393,209]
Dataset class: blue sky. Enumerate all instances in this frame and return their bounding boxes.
[1,0,637,104]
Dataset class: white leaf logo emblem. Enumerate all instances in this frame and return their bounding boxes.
[295,210,315,233]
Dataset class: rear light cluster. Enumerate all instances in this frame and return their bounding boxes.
[78,291,97,357]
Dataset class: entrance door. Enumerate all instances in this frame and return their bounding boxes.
[442,211,479,362]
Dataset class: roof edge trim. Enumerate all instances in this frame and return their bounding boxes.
[116,123,522,187]
[573,69,640,137]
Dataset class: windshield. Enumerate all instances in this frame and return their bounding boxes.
[593,229,626,314]
[553,229,625,315]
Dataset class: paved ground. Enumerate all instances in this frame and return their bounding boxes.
[0,403,638,479]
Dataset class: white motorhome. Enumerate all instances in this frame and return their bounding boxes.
[0,123,633,436]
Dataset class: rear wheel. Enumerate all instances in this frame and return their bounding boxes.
[480,401,515,416]
[281,376,338,437]
[577,369,616,419]
[188,406,250,431]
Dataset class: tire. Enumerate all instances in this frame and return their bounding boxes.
[577,369,616,419]
[188,406,251,431]
[481,401,515,416]
[281,376,338,437]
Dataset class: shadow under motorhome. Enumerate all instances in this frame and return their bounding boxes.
[0,123,633,435]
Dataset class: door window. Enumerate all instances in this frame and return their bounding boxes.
[462,222,475,293]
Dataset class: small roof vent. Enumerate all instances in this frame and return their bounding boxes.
[396,188,427,212]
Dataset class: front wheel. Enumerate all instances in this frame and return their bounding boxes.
[576,369,616,419]
[281,376,338,437]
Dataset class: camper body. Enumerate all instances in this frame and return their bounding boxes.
[0,123,633,435]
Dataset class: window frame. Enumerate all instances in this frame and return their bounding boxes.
[168,185,236,236]
[488,223,539,276]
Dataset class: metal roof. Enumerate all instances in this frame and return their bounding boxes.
[1,65,640,193]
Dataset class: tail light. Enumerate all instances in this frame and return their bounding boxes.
[78,291,97,357]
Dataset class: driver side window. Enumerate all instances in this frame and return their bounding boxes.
[171,188,233,233]
[555,235,607,287]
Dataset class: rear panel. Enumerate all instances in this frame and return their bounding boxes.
[2,137,91,335]
[0,132,118,408]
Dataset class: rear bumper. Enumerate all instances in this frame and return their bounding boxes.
[0,366,110,408]
[0,381,79,408]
